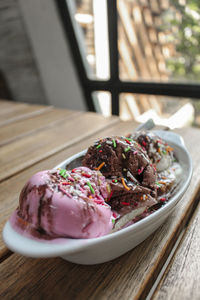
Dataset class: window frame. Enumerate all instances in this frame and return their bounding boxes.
[55,0,200,115]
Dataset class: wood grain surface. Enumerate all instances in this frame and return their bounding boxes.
[152,201,200,300]
[0,111,119,182]
[0,101,51,126]
[0,108,78,146]
[0,101,200,300]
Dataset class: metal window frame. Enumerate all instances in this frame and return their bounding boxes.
[55,0,200,115]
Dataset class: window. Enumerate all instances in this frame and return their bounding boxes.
[56,0,200,127]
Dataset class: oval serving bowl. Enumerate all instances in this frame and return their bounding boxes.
[3,131,192,265]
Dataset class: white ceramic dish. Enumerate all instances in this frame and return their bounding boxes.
[3,131,192,265]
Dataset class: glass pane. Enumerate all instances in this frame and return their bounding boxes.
[92,91,111,116]
[68,0,110,80]
[120,93,200,128]
[118,0,200,83]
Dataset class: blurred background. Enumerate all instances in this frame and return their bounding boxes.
[1,0,200,128]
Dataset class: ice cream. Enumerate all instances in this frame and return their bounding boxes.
[82,136,159,229]
[82,136,157,192]
[131,131,182,199]
[10,132,182,239]
[131,131,174,172]
[11,167,113,239]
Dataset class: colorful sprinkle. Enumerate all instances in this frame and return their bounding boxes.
[112,139,117,148]
[95,161,105,171]
[140,195,147,201]
[59,169,69,179]
[137,168,143,175]
[58,185,72,198]
[121,178,130,191]
[112,179,118,183]
[121,202,130,206]
[82,173,91,178]
[107,191,113,202]
[99,150,103,153]
[166,146,173,152]
[134,151,138,155]
[62,182,71,185]
[125,139,131,144]
[122,153,126,159]
[86,181,95,194]
[94,199,103,204]
[124,146,131,152]
[18,218,28,226]
[160,197,166,202]
[106,184,111,193]
[96,144,101,149]
[68,177,75,182]
[112,212,117,218]
[112,219,115,224]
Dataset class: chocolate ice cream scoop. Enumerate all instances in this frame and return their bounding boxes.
[82,136,157,196]
[132,131,182,199]
[82,136,158,230]
[131,131,175,172]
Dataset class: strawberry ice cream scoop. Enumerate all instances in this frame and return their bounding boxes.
[11,167,113,239]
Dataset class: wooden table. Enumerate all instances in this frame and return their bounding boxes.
[0,100,200,300]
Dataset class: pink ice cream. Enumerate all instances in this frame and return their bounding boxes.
[11,167,113,239]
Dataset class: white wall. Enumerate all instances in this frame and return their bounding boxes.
[19,0,87,111]
[0,0,46,104]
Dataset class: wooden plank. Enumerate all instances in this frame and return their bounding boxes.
[118,1,162,113]
[160,0,169,10]
[0,108,78,146]
[118,29,138,80]
[121,94,140,118]
[0,100,19,110]
[118,25,151,113]
[0,126,200,300]
[120,94,140,119]
[0,112,119,182]
[143,8,154,26]
[142,6,168,79]
[118,0,151,79]
[132,1,161,79]
[149,0,160,14]
[152,202,200,300]
[0,101,33,116]
[0,102,52,126]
